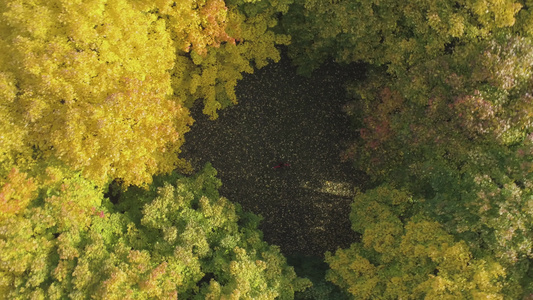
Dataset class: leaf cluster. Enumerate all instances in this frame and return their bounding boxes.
[0,0,292,187]
[283,1,533,298]
[326,185,520,299]
[0,163,310,299]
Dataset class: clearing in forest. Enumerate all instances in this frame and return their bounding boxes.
[181,53,366,256]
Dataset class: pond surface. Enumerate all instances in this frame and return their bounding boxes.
[181,51,366,256]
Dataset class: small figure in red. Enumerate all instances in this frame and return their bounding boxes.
[273,162,291,169]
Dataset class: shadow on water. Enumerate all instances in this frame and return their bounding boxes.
[180,49,367,256]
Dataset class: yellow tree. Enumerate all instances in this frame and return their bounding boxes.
[0,0,195,186]
[0,0,293,186]
[170,0,292,119]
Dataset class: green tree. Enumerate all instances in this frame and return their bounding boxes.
[338,33,533,296]
[0,162,311,299]
[282,0,522,76]
[280,0,533,297]
[326,185,525,299]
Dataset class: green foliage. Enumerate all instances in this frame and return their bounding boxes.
[282,0,522,76]
[326,185,524,299]
[287,255,350,300]
[335,32,533,298]
[0,163,311,299]
[344,34,533,271]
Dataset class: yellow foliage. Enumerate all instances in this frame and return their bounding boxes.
[326,248,378,300]
[0,0,194,186]
[0,0,290,185]
[0,168,37,222]
[144,0,235,56]
[170,1,290,119]
[361,220,402,262]
[0,72,32,177]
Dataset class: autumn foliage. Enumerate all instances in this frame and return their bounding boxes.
[281,0,533,297]
[0,1,306,298]
[326,186,521,299]
[4,0,533,298]
[0,163,310,299]
[0,0,291,186]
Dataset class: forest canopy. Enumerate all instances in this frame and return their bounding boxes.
[0,0,291,186]
[282,0,533,298]
[2,0,533,299]
[0,162,310,298]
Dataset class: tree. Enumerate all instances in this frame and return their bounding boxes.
[0,0,293,187]
[0,162,311,299]
[325,185,525,299]
[0,0,193,187]
[337,33,533,297]
[171,0,292,119]
[282,0,522,76]
[279,1,533,297]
